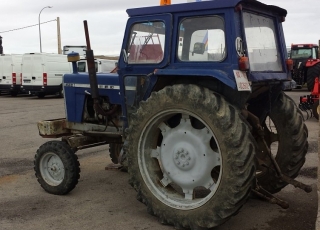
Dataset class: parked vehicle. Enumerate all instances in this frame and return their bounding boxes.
[0,54,23,96]
[20,53,72,98]
[34,0,310,229]
[290,43,319,90]
[77,58,117,73]
[63,45,87,57]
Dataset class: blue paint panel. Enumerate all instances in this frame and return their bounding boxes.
[249,72,288,82]
[63,73,122,123]
[155,68,237,89]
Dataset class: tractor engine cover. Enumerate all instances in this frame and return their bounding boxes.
[63,72,121,123]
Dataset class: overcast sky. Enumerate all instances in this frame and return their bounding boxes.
[0,0,318,56]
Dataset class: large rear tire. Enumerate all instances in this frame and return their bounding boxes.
[307,63,320,91]
[34,141,80,195]
[126,84,256,229]
[257,92,308,193]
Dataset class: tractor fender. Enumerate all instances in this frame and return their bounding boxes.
[305,59,320,68]
[153,68,237,90]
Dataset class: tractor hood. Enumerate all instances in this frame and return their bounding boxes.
[63,72,121,123]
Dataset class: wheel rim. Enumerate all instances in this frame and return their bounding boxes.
[138,109,222,210]
[39,152,65,186]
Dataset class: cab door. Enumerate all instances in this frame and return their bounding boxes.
[118,14,172,127]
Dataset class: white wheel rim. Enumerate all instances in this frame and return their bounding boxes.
[39,152,65,186]
[138,110,222,210]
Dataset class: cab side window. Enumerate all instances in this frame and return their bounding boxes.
[178,16,226,62]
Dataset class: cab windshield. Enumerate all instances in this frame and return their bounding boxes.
[243,12,282,72]
[291,48,317,59]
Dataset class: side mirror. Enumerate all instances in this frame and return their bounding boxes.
[235,37,244,57]
[192,42,205,55]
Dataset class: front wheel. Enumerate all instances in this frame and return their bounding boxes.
[34,141,80,195]
[126,84,256,229]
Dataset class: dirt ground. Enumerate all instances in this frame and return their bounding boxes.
[0,89,318,230]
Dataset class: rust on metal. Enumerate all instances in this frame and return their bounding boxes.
[281,174,313,193]
[61,135,121,150]
[252,187,289,209]
[37,118,70,138]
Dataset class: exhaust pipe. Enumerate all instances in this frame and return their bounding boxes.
[83,20,99,100]
[83,20,118,117]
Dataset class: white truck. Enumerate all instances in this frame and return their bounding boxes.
[20,53,71,98]
[77,58,117,73]
[0,54,23,96]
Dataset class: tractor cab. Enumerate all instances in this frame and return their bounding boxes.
[290,44,319,60]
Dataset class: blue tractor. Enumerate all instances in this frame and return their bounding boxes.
[34,0,310,228]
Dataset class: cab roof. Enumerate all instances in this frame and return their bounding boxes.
[127,0,287,17]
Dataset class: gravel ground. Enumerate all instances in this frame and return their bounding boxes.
[0,90,318,230]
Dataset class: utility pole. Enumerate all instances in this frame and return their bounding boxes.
[57,17,62,54]
[0,36,3,54]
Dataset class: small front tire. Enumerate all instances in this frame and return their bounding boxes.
[34,141,80,195]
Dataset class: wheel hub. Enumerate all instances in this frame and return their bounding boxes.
[40,153,65,185]
[151,115,221,199]
[48,159,63,179]
[173,148,194,170]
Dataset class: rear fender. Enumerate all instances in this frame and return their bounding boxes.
[305,59,320,67]
[153,68,237,89]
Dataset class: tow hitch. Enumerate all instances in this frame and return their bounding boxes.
[243,109,312,209]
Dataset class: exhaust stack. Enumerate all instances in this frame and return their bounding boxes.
[83,21,99,100]
[83,20,116,117]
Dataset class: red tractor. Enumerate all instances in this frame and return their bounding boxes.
[290,44,320,90]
